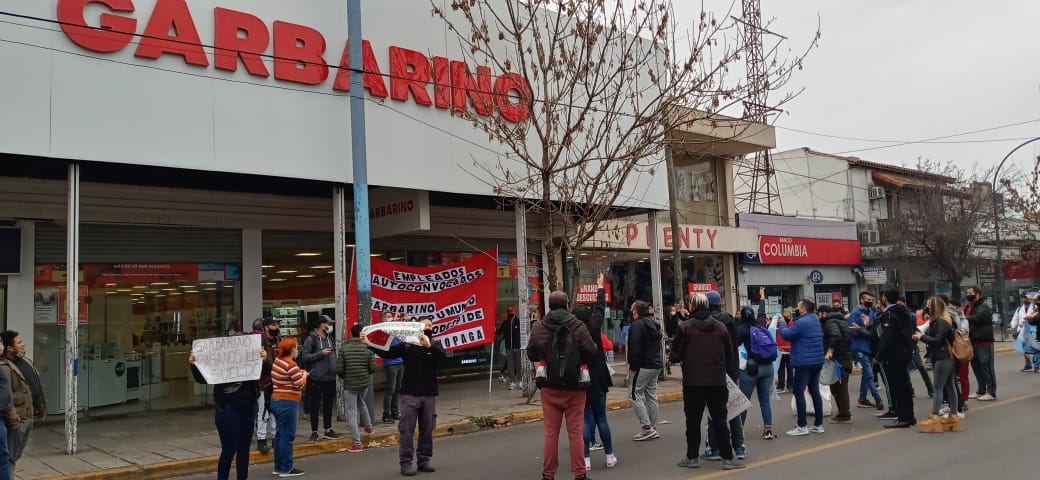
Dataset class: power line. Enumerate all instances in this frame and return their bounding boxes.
[831,119,1040,155]
[775,124,1040,145]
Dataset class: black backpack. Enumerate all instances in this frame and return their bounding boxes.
[539,322,585,389]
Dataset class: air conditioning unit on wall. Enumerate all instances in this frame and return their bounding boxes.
[860,229,880,245]
[868,186,886,200]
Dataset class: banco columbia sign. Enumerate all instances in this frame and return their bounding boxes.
[56,0,534,122]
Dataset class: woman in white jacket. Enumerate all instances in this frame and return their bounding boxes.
[1008,293,1038,372]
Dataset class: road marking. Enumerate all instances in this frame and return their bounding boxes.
[688,390,1040,479]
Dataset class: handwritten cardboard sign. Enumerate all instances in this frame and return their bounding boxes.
[191,334,262,384]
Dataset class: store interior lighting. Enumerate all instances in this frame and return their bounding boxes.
[310,265,333,269]
[275,270,297,274]
[296,274,315,278]
[295,252,321,257]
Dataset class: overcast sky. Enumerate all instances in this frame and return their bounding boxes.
[670,0,1040,178]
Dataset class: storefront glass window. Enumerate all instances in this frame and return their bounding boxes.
[33,263,241,417]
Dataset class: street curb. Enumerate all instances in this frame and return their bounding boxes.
[40,390,687,480]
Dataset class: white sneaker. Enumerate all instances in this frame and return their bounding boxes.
[808,425,825,434]
[605,453,618,468]
[584,457,591,472]
[968,393,979,399]
[977,394,995,401]
[786,426,810,436]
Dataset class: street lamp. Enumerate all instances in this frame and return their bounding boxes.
[992,136,1040,329]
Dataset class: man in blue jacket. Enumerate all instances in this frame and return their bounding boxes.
[848,292,884,411]
[777,299,825,436]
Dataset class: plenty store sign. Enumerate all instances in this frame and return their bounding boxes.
[55,0,533,123]
[587,221,759,253]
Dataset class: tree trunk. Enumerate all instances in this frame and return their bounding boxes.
[664,144,685,307]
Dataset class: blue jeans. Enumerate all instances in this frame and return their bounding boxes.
[791,364,824,428]
[739,363,774,428]
[583,394,614,457]
[215,404,257,480]
[270,399,299,474]
[852,351,881,402]
[0,420,10,480]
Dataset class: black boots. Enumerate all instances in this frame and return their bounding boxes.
[257,438,270,454]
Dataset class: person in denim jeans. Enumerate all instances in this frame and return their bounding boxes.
[737,290,776,442]
[626,300,663,441]
[848,292,884,411]
[777,299,825,436]
[270,338,308,477]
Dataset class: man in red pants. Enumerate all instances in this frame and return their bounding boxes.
[527,290,598,480]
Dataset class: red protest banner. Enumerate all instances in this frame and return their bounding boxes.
[348,249,498,352]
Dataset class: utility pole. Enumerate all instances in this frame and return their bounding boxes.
[348,0,372,327]
[992,137,1040,329]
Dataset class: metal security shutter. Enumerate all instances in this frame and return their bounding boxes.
[35,223,241,264]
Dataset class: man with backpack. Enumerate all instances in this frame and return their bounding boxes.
[528,290,599,480]
[819,305,853,423]
[701,290,744,461]
[626,300,664,442]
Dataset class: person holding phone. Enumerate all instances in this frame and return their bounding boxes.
[301,315,340,442]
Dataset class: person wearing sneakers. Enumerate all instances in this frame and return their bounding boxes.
[380,312,405,425]
[337,323,376,453]
[848,292,884,412]
[700,290,745,461]
[775,308,794,393]
[270,338,308,477]
[913,296,962,433]
[736,289,777,442]
[626,300,663,442]
[576,274,618,473]
[777,299,825,437]
[876,288,917,429]
[373,317,447,477]
[819,305,853,424]
[300,315,341,442]
[964,286,996,401]
[671,293,744,471]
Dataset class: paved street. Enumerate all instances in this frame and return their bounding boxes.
[176,350,1039,480]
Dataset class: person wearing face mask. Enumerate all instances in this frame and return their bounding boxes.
[875,288,917,428]
[847,292,884,411]
[256,317,281,454]
[301,315,340,442]
[1008,293,1038,372]
[777,299,825,436]
[964,286,996,401]
[371,317,447,477]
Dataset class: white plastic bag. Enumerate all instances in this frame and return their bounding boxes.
[790,385,834,416]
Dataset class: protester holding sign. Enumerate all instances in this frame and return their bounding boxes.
[188,340,267,480]
[670,292,744,471]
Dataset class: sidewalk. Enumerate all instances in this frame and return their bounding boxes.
[21,364,683,480]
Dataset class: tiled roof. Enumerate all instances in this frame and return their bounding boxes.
[803,148,956,183]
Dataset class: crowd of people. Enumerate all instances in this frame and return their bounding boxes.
[165,280,1036,480]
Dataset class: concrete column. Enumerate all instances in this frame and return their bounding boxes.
[724,254,739,311]
[242,229,263,325]
[9,221,35,359]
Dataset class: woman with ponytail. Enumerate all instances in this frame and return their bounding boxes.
[912,297,961,433]
[270,338,308,477]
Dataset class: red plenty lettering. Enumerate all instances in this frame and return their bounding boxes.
[272,21,328,85]
[332,40,389,97]
[389,47,433,106]
[57,0,136,53]
[213,7,269,77]
[134,0,208,67]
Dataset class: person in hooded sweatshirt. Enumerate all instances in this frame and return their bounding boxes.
[626,299,664,442]
[701,290,744,461]
[300,315,340,442]
[671,293,744,471]
[528,290,598,480]
[818,305,852,424]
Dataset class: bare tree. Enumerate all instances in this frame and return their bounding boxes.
[432,0,816,291]
[882,159,1003,298]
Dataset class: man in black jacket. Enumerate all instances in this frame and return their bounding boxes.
[496,307,523,389]
[702,290,743,462]
[965,286,997,400]
[819,306,853,423]
[373,317,447,477]
[876,288,917,428]
[627,300,663,442]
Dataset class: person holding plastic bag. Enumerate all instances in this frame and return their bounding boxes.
[818,305,853,424]
[777,299,825,437]
[1010,292,1038,371]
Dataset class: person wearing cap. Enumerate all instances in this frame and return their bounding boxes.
[301,315,340,442]
[700,290,744,461]
[256,317,280,454]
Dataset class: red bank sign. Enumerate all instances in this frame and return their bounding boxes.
[56,0,533,122]
[756,236,862,265]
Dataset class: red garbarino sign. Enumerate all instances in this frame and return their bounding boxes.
[348,249,498,352]
[687,282,718,294]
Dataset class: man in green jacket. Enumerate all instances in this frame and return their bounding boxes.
[337,323,376,452]
[0,330,46,467]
